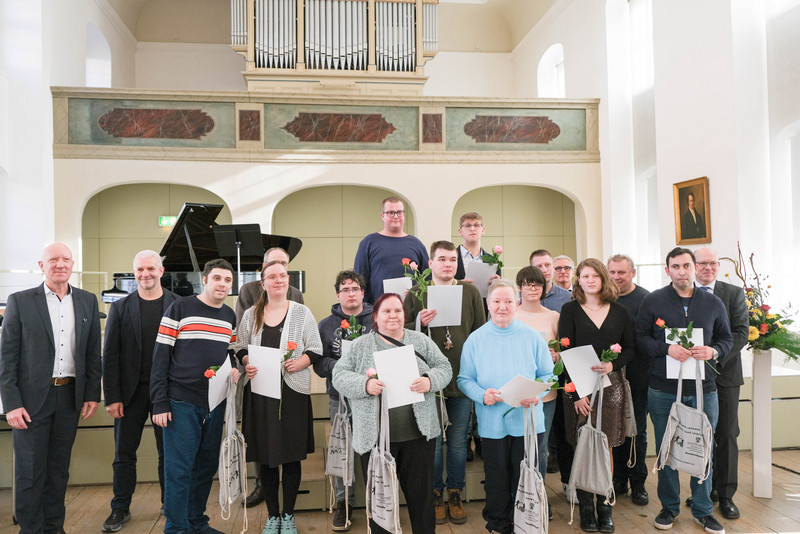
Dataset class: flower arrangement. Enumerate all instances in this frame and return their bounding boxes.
[204,366,220,379]
[402,257,431,305]
[722,243,800,362]
[481,245,505,270]
[340,315,363,341]
[656,319,719,374]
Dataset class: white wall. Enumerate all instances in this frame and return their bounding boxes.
[423,52,515,97]
[136,43,248,91]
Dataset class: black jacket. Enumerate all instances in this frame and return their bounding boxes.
[710,281,749,387]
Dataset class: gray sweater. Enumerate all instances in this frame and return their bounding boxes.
[332,330,452,454]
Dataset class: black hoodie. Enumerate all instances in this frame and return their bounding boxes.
[314,302,374,399]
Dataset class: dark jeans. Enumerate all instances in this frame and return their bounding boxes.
[13,384,79,534]
[111,381,165,510]
[713,384,740,499]
[539,398,556,480]
[612,385,648,488]
[482,433,545,534]
[162,398,225,534]
[360,437,436,534]
[433,396,472,491]
[552,389,574,484]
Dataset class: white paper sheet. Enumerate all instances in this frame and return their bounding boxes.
[498,375,555,408]
[341,339,353,359]
[373,345,425,409]
[559,345,612,398]
[665,328,706,380]
[383,277,412,297]
[247,344,284,399]
[427,285,463,327]
[207,358,232,411]
[464,261,497,298]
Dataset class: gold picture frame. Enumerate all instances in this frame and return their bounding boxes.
[673,176,711,245]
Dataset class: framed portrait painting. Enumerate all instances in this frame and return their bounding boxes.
[673,176,711,245]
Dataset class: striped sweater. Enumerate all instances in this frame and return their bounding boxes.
[150,296,236,414]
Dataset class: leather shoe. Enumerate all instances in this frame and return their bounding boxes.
[631,486,649,506]
[685,496,693,507]
[245,478,265,508]
[719,498,740,519]
[710,489,719,502]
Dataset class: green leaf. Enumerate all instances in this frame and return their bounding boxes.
[553,359,565,376]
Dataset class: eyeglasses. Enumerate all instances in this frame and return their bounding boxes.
[264,273,289,282]
[697,261,719,267]
[338,287,362,294]
[383,210,405,218]
[460,223,482,229]
[521,283,543,291]
[554,266,573,272]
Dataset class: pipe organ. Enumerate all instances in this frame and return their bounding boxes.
[231,0,437,93]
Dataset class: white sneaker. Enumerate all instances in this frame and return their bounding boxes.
[562,483,578,504]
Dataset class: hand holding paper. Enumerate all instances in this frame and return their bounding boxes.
[497,375,554,408]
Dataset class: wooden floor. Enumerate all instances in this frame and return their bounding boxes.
[1,450,799,534]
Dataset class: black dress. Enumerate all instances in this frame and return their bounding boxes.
[242,317,315,467]
[558,300,636,448]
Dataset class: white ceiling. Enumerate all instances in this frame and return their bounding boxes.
[107,0,556,52]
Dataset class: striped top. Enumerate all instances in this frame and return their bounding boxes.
[150,296,236,414]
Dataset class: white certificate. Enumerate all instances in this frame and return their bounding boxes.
[341,338,354,359]
[247,344,284,399]
[498,375,555,408]
[559,345,612,399]
[665,328,706,380]
[464,261,497,298]
[427,285,463,327]
[373,345,425,409]
[383,276,412,297]
[207,358,232,411]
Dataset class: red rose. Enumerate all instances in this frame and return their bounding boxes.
[341,319,350,329]
[204,369,216,379]
[401,258,411,266]
[287,341,298,351]
[565,382,576,393]
[759,323,769,335]
[761,304,771,312]
[656,318,666,328]
[560,337,571,348]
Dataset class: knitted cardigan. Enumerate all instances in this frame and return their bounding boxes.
[332,329,452,454]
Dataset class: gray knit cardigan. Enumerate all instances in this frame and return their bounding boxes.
[332,329,452,454]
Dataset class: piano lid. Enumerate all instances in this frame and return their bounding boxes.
[159,202,302,271]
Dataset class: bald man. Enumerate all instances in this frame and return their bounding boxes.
[0,243,102,534]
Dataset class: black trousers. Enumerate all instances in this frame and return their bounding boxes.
[612,385,648,488]
[360,437,436,534]
[552,389,575,484]
[713,384,740,499]
[13,384,79,534]
[111,381,165,510]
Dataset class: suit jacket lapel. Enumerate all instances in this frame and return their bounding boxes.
[34,284,56,349]
[130,293,143,351]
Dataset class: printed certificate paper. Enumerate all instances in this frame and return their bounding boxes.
[373,345,425,409]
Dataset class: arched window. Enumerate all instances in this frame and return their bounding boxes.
[85,23,111,87]
[537,43,565,98]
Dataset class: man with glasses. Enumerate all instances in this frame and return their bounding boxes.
[314,271,374,531]
[553,255,575,291]
[354,196,429,303]
[455,212,499,286]
[692,248,748,520]
[529,249,572,313]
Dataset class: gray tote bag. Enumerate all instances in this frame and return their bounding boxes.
[568,374,615,525]
[218,377,248,532]
[326,397,355,523]
[366,394,402,534]
[654,360,713,482]
[514,405,548,534]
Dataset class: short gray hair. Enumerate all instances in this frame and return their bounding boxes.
[487,278,518,299]
[133,250,163,270]
[607,254,635,271]
[553,255,574,268]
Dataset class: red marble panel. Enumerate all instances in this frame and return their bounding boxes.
[97,108,214,139]
[282,112,396,143]
[463,115,560,144]
[422,114,442,144]
[239,110,261,141]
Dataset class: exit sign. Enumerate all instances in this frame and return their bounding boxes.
[159,216,177,227]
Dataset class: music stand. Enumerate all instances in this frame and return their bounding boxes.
[213,224,265,294]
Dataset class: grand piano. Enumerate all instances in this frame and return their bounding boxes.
[102,202,303,302]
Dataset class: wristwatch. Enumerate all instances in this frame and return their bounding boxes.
[711,348,719,361]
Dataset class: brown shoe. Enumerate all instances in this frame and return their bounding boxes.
[434,489,447,524]
[447,488,468,525]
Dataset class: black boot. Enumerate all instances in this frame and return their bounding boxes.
[577,490,598,533]
[245,475,265,508]
[596,496,614,533]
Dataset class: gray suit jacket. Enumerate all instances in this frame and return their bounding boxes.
[102,289,179,406]
[235,280,304,325]
[0,283,102,415]
[712,281,749,387]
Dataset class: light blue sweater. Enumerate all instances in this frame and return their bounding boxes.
[458,319,554,438]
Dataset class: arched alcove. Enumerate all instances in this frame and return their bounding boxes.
[272,185,416,319]
[81,183,231,297]
[537,43,565,98]
[450,185,577,281]
[85,23,111,87]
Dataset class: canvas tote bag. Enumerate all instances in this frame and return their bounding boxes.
[218,376,248,533]
[621,376,638,468]
[654,360,713,482]
[326,397,355,521]
[513,405,549,534]
[366,393,402,534]
[568,374,615,524]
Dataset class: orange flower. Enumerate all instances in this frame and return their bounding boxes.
[759,323,769,335]
[204,369,216,379]
[287,341,298,351]
[341,319,350,329]
[565,382,576,393]
[560,337,571,348]
[656,318,666,328]
[401,258,411,266]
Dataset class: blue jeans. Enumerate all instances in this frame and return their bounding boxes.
[163,398,226,534]
[648,388,719,519]
[329,397,355,503]
[434,396,472,491]
[538,398,556,480]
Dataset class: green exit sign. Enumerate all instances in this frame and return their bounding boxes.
[159,216,178,227]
